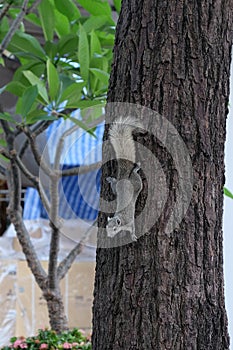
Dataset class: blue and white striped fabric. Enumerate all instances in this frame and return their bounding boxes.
[23,111,104,220]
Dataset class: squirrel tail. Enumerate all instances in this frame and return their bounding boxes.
[109,116,142,164]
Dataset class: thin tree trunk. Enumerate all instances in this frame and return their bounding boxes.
[0,118,69,333]
[43,288,68,332]
[0,179,7,236]
[92,1,233,349]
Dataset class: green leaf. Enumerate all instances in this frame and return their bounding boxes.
[60,82,85,104]
[0,139,6,147]
[15,97,23,116]
[77,0,111,16]
[47,59,60,101]
[66,116,96,137]
[81,105,103,123]
[5,81,27,97]
[8,31,45,59]
[44,41,58,60]
[90,56,105,70]
[90,30,102,58]
[0,112,17,123]
[89,68,109,86]
[25,13,41,27]
[0,17,9,33]
[66,99,105,109]
[97,31,115,47]
[83,15,114,33]
[54,9,70,37]
[113,0,122,13]
[23,71,49,104]
[38,0,55,42]
[13,62,45,82]
[58,34,79,56]
[0,154,10,163]
[21,85,38,118]
[54,0,81,20]
[78,24,89,82]
[224,187,233,199]
[26,110,57,125]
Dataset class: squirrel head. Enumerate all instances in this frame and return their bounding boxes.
[106,215,122,237]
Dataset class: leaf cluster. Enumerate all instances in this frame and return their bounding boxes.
[0,0,120,126]
[0,328,91,350]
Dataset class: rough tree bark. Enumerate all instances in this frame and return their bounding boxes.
[92,1,233,349]
[0,179,7,236]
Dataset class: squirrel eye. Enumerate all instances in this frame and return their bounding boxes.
[116,218,121,226]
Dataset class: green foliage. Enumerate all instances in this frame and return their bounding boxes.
[0,0,118,127]
[76,0,112,17]
[78,24,90,82]
[46,59,60,101]
[224,187,233,200]
[38,0,55,42]
[0,328,91,350]
[113,0,122,14]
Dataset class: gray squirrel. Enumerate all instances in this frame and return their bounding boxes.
[106,116,143,241]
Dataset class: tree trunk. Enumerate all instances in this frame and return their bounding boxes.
[92,1,233,349]
[43,288,68,333]
[0,179,7,236]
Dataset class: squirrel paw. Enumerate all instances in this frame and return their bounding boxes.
[131,233,137,241]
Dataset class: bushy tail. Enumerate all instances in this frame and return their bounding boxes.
[109,116,142,163]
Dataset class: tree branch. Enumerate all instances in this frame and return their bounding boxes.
[0,147,11,159]
[47,115,103,289]
[18,125,53,177]
[49,116,104,282]
[60,161,102,177]
[55,114,104,177]
[0,164,6,176]
[18,138,29,159]
[0,1,13,21]
[13,154,51,213]
[17,121,52,159]
[8,204,48,290]
[48,174,60,290]
[58,220,97,280]
[14,154,38,187]
[26,0,42,14]
[32,120,53,137]
[2,119,47,290]
[48,136,62,290]
[0,0,30,55]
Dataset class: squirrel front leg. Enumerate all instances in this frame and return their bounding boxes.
[106,163,142,241]
[106,176,117,195]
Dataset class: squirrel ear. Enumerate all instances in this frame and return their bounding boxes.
[133,162,141,173]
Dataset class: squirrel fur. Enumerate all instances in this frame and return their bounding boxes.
[106,117,143,241]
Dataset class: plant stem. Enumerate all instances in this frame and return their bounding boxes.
[0,0,30,54]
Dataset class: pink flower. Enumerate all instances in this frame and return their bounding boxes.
[40,344,48,349]
[63,342,72,349]
[13,340,28,349]
[13,340,22,348]
[72,343,78,347]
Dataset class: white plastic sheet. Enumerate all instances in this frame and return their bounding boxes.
[0,219,96,344]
